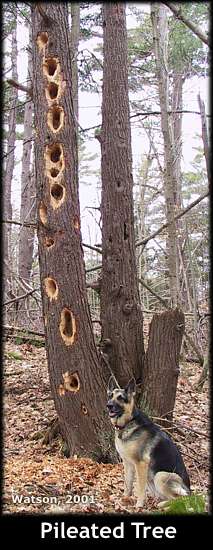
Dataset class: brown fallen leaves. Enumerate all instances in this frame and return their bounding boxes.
[3,341,209,515]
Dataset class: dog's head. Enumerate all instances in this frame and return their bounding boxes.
[107,375,136,427]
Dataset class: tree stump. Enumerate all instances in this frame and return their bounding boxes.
[142,308,185,427]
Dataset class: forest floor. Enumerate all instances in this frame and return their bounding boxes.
[3,335,209,515]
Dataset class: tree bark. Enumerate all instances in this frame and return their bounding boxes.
[197,92,210,186]
[70,3,80,123]
[3,11,18,301]
[142,309,185,425]
[151,4,179,307]
[100,3,144,386]
[18,23,36,286]
[31,3,113,461]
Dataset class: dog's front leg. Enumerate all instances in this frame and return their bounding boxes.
[135,459,149,508]
[123,459,135,496]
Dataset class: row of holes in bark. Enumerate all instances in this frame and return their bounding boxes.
[44,144,65,210]
[37,33,65,129]
[37,35,83,402]
[44,283,77,345]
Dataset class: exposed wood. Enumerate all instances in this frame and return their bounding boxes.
[31,3,113,460]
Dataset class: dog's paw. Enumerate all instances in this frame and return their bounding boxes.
[136,498,144,509]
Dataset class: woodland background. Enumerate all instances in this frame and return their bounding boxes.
[2,2,210,514]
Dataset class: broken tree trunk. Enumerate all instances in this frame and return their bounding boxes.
[142,308,185,426]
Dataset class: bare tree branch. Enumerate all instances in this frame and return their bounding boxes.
[163,2,209,46]
[1,219,37,228]
[136,191,209,248]
[3,288,40,307]
[7,78,32,97]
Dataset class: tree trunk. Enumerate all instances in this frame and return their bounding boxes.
[99,3,144,386]
[142,308,185,425]
[18,24,36,286]
[197,92,210,186]
[70,3,80,122]
[151,4,179,307]
[3,11,18,301]
[31,3,113,461]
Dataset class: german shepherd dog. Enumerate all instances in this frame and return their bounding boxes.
[107,376,190,508]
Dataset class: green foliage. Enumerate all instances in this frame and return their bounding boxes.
[168,4,208,76]
[5,351,23,361]
[154,493,207,515]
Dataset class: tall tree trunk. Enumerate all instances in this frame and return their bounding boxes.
[171,72,184,210]
[171,72,190,308]
[3,12,18,301]
[70,3,80,122]
[32,3,113,461]
[99,3,144,386]
[18,24,36,286]
[151,3,179,307]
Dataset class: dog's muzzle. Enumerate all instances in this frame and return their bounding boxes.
[107,400,122,418]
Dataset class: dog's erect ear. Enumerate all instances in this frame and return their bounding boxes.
[107,375,120,394]
[125,378,136,397]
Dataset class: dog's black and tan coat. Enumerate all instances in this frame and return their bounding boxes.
[107,376,190,508]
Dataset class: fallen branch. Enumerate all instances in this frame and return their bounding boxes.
[3,325,44,337]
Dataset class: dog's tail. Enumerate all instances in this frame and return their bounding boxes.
[154,471,190,499]
[168,477,190,497]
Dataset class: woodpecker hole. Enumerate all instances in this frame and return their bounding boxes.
[37,32,48,51]
[43,236,55,248]
[81,403,88,415]
[50,143,62,163]
[50,183,65,209]
[62,371,80,393]
[43,57,58,78]
[46,82,59,101]
[60,308,77,346]
[50,168,60,178]
[39,202,48,225]
[45,144,64,178]
[47,106,64,133]
[44,277,58,301]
